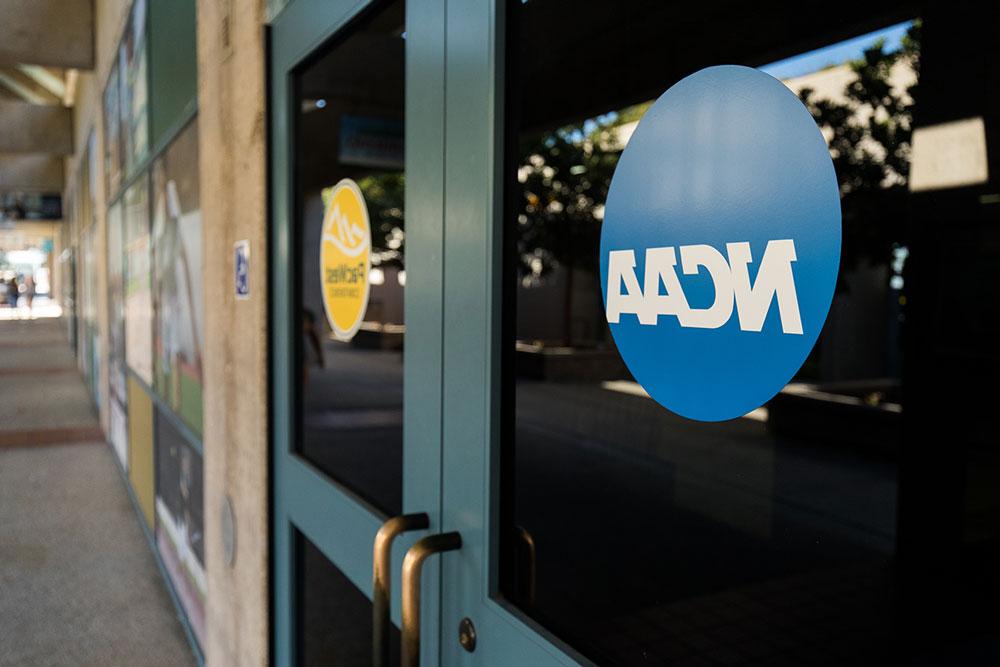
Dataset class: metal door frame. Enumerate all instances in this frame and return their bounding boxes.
[438,0,583,664]
[269,0,446,663]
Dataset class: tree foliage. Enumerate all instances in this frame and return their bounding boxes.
[514,23,922,286]
[515,110,640,284]
[798,21,921,275]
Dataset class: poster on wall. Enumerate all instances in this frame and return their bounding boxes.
[155,411,206,649]
[152,120,204,435]
[124,175,153,385]
[108,201,127,400]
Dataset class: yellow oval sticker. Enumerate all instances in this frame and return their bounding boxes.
[319,179,371,341]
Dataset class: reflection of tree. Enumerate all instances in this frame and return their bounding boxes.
[798,22,921,279]
[515,108,647,285]
[514,107,645,345]
[357,173,405,267]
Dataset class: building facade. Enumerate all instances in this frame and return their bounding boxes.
[42,0,1000,664]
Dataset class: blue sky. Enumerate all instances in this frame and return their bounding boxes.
[760,20,914,80]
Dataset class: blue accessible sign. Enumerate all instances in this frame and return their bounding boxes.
[235,240,250,300]
[600,65,841,422]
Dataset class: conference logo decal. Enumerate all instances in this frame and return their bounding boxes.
[320,178,371,341]
[600,65,841,421]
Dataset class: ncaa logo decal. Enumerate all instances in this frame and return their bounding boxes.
[600,65,841,421]
[320,178,372,341]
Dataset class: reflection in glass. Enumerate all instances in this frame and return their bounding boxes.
[296,531,400,666]
[502,3,998,664]
[294,0,406,516]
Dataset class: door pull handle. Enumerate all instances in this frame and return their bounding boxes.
[401,531,462,667]
[373,513,429,667]
[515,525,537,607]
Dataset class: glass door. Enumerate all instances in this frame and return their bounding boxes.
[270,0,446,664]
[439,1,999,666]
[433,1,582,663]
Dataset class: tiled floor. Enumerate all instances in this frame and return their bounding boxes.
[0,316,195,666]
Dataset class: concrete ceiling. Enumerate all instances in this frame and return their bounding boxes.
[0,0,94,70]
[0,0,94,196]
[0,101,73,155]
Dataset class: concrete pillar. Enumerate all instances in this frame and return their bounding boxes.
[197,0,270,664]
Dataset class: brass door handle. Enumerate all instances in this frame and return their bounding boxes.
[515,525,537,607]
[372,513,429,667]
[401,532,462,667]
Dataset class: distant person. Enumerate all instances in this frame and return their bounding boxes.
[6,276,18,308]
[24,275,35,312]
[302,308,326,384]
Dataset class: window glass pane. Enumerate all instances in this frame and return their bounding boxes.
[294,0,406,516]
[80,222,100,403]
[155,409,206,649]
[501,3,999,665]
[148,0,197,148]
[108,200,128,467]
[121,0,149,172]
[152,119,203,435]
[296,531,400,666]
[124,174,153,384]
[104,61,123,198]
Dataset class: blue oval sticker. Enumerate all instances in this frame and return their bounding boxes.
[600,65,841,421]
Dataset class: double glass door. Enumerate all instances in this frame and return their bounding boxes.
[273,0,1000,665]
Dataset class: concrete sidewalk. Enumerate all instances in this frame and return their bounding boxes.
[0,317,195,666]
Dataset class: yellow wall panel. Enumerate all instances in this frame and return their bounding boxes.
[127,377,156,528]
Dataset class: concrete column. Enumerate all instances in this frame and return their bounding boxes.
[197,0,270,664]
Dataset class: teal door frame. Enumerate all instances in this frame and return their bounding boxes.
[269,0,446,664]
[436,1,582,664]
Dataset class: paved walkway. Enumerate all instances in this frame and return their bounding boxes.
[0,317,195,666]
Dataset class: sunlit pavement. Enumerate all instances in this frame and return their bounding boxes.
[0,317,194,666]
[0,297,62,321]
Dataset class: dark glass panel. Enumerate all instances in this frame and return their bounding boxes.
[501,1,1000,665]
[296,531,401,666]
[293,0,406,516]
